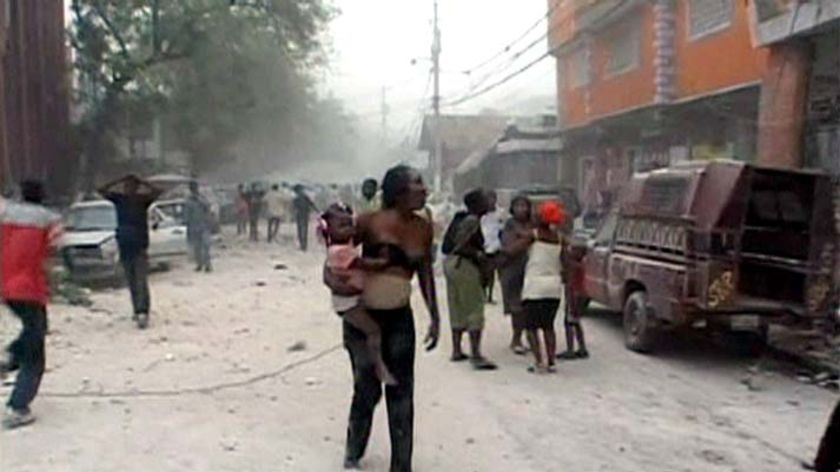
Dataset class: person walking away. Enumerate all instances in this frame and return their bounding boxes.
[321,203,396,386]
[185,181,213,273]
[499,195,534,355]
[236,184,248,236]
[481,190,503,304]
[266,184,287,242]
[99,175,163,329]
[0,181,62,429]
[521,201,566,373]
[358,178,380,214]
[557,240,588,360]
[245,183,265,242]
[442,189,496,370]
[324,165,441,471]
[293,184,318,251]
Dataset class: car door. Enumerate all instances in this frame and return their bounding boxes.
[148,207,186,257]
[584,211,618,306]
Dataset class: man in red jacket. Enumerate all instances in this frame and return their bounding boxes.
[0,180,62,429]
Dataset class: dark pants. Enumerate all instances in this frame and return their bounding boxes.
[5,302,47,412]
[237,218,247,235]
[296,214,309,251]
[249,217,260,242]
[344,307,415,472]
[815,399,840,472]
[121,250,150,315]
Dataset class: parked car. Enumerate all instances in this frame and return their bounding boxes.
[578,160,838,353]
[60,200,188,282]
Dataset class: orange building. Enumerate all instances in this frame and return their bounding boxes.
[549,0,768,213]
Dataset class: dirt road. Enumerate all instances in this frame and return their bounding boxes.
[1,240,837,472]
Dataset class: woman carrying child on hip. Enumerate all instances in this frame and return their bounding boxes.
[321,203,397,386]
[521,201,567,373]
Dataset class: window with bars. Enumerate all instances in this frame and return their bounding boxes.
[688,0,732,39]
[568,46,590,88]
[604,19,641,77]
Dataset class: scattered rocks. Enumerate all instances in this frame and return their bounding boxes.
[305,377,320,387]
[465,438,475,445]
[165,353,176,362]
[697,449,731,466]
[273,264,288,271]
[255,280,267,287]
[220,438,238,452]
[287,341,307,352]
[795,371,840,390]
[740,375,766,392]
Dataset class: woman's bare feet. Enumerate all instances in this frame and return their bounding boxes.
[450,352,469,362]
[527,364,549,374]
[510,344,528,356]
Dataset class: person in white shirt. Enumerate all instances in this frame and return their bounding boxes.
[265,184,287,242]
[480,190,503,303]
[521,201,566,374]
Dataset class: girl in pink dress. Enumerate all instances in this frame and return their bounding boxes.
[322,204,397,386]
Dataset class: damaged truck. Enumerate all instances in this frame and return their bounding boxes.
[581,160,838,353]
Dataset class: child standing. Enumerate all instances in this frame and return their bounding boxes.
[322,204,397,386]
[521,201,566,373]
[558,242,589,360]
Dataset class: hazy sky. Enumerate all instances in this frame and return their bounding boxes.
[324,0,556,142]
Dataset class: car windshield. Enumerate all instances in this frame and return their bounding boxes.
[65,206,117,232]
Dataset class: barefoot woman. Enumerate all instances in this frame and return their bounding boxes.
[326,165,441,471]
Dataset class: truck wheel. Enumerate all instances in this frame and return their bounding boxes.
[623,290,658,353]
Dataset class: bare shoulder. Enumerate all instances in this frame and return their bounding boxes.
[356,211,375,228]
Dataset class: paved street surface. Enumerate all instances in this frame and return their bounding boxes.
[1,236,838,472]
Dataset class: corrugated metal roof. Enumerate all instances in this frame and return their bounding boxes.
[495,137,564,155]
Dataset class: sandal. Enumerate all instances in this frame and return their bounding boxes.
[575,350,590,359]
[546,365,558,373]
[471,357,498,371]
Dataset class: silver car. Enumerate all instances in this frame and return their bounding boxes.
[60,200,188,281]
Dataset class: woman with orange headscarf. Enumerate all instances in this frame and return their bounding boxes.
[521,201,567,373]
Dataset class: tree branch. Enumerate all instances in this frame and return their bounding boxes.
[90,1,132,61]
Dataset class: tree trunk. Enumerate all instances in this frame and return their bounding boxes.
[81,85,121,192]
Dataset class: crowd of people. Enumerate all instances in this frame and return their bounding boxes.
[0,170,836,472]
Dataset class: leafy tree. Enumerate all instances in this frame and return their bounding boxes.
[70,0,335,187]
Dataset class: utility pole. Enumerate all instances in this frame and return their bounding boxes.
[380,85,388,144]
[431,0,442,194]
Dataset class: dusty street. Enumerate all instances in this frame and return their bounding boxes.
[1,235,838,472]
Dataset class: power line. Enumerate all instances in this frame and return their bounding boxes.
[464,29,551,95]
[443,50,552,108]
[443,0,628,108]
[448,1,581,103]
[461,0,561,76]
